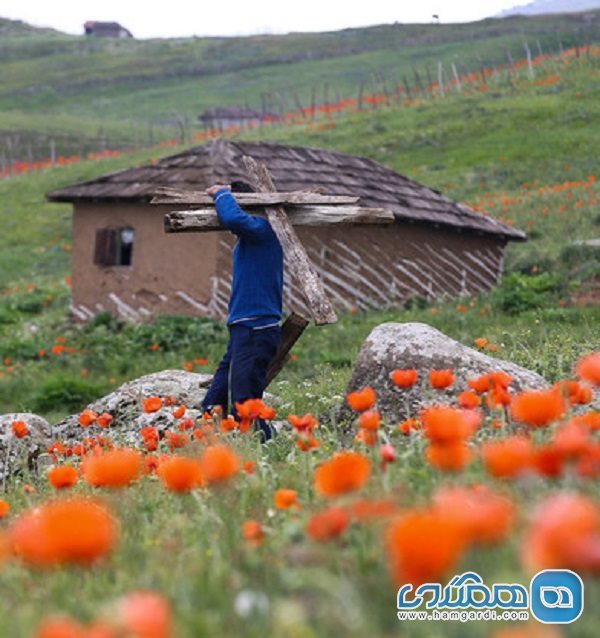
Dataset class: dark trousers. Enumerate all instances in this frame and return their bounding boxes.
[202,323,281,440]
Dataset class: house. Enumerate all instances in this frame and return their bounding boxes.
[47,139,525,322]
[84,21,133,38]
[198,107,278,131]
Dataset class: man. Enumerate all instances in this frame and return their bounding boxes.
[201,181,283,440]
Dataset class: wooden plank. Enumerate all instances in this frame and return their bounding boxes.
[152,186,359,206]
[243,155,338,326]
[164,206,395,233]
[265,312,309,385]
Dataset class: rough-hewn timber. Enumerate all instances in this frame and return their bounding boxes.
[164,206,394,233]
[152,186,360,206]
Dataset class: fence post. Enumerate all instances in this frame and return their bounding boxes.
[451,62,462,93]
[437,62,445,97]
[524,41,534,79]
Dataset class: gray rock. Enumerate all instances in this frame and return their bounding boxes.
[0,412,51,481]
[337,322,547,424]
[51,369,214,443]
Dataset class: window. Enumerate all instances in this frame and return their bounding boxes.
[94,227,134,267]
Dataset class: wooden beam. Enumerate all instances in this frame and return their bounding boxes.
[164,206,395,233]
[265,312,309,385]
[243,155,338,326]
[152,186,359,206]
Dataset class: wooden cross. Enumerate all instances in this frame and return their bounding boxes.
[151,156,394,384]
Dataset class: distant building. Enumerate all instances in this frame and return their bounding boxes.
[84,21,133,39]
[198,107,277,131]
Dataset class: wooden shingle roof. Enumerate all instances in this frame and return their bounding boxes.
[47,140,525,241]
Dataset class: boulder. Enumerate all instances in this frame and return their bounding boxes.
[0,412,51,481]
[338,322,547,424]
[51,369,213,444]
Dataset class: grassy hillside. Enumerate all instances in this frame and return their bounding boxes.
[0,51,598,419]
[1,12,599,161]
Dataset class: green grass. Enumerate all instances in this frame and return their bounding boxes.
[1,12,598,156]
[0,23,599,637]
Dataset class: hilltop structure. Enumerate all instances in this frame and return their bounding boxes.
[198,107,277,131]
[84,21,133,38]
[47,140,525,322]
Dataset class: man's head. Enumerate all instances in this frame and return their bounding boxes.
[230,181,255,193]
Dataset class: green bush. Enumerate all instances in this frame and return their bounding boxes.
[31,375,109,413]
[492,272,563,315]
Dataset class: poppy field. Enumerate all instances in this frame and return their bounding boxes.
[0,345,599,637]
[0,18,599,637]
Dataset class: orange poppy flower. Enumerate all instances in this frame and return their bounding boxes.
[575,352,600,387]
[314,451,371,498]
[96,412,113,428]
[379,444,396,464]
[481,435,535,479]
[0,499,9,519]
[287,413,318,433]
[429,369,455,389]
[220,416,238,433]
[142,396,162,413]
[346,387,376,412]
[48,465,78,490]
[510,388,566,428]
[235,398,275,432]
[486,385,512,409]
[241,520,265,546]
[78,409,97,427]
[177,418,195,431]
[398,418,419,435]
[117,591,172,638]
[354,428,378,446]
[82,448,143,488]
[457,390,481,409]
[358,410,381,431]
[200,444,240,483]
[385,510,466,586]
[552,423,591,459]
[390,369,418,388]
[164,432,189,450]
[306,506,349,541]
[296,436,320,452]
[555,380,594,405]
[420,406,480,444]
[568,412,600,431]
[157,456,205,492]
[521,492,600,573]
[243,461,256,474]
[10,497,118,567]
[347,498,397,522]
[274,488,300,510]
[490,371,513,389]
[467,373,491,394]
[425,442,473,472]
[11,420,29,438]
[576,443,600,479]
[533,444,564,478]
[474,337,488,349]
[431,485,515,545]
[35,615,85,638]
[172,405,186,419]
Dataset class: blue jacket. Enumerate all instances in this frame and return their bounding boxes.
[212,189,283,326]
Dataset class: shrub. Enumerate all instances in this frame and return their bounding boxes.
[492,273,563,314]
[31,375,109,413]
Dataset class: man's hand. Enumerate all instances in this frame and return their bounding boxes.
[206,184,231,197]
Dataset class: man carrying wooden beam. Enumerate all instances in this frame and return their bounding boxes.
[201,180,283,441]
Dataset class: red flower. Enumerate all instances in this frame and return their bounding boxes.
[306,507,349,541]
[390,369,418,388]
[429,369,455,389]
[346,387,376,412]
[11,420,29,438]
[510,388,566,428]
